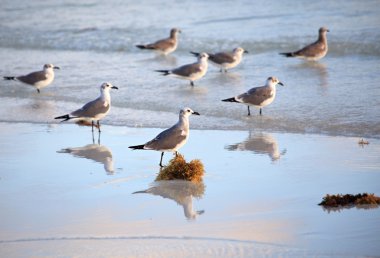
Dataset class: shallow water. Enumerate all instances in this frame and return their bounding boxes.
[0,123,379,257]
[0,0,380,138]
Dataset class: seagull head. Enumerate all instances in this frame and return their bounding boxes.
[44,64,60,70]
[100,82,118,92]
[171,28,182,37]
[319,27,329,34]
[267,77,284,87]
[234,47,249,55]
[180,107,200,118]
[198,52,209,61]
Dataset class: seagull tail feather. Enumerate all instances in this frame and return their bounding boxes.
[54,114,72,122]
[279,52,294,57]
[3,76,16,80]
[222,97,239,103]
[155,70,171,76]
[128,144,145,150]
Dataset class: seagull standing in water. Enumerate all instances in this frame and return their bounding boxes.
[54,82,118,133]
[280,27,329,61]
[191,47,248,73]
[155,53,209,86]
[3,64,60,93]
[129,107,200,167]
[136,28,181,55]
[222,77,284,116]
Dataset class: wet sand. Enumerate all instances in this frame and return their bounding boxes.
[0,122,379,257]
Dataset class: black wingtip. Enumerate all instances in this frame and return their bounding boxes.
[128,144,145,150]
[155,70,170,76]
[279,52,294,57]
[3,76,15,80]
[222,97,238,103]
[190,51,200,57]
[54,114,71,122]
[136,45,147,49]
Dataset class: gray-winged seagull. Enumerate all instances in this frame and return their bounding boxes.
[280,27,329,61]
[3,64,60,93]
[129,107,200,167]
[136,28,181,55]
[191,47,248,73]
[222,77,284,116]
[155,53,209,86]
[54,82,118,132]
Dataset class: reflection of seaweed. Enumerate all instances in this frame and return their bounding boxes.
[319,193,380,213]
[133,180,205,219]
[156,154,205,183]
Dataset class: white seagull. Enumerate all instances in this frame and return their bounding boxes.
[136,28,181,55]
[54,82,118,132]
[280,27,329,61]
[3,64,60,93]
[191,47,248,73]
[222,77,284,116]
[155,53,209,86]
[129,107,200,167]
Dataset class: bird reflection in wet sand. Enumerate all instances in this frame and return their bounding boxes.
[57,143,114,174]
[133,180,205,220]
[226,132,286,162]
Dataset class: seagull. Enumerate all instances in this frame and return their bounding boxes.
[191,47,248,73]
[129,107,200,167]
[155,53,209,86]
[222,77,284,116]
[54,82,118,132]
[136,28,181,55]
[280,27,329,61]
[3,64,60,93]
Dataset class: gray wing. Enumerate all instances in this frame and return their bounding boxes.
[145,125,186,150]
[172,63,201,77]
[209,52,235,64]
[17,71,47,85]
[294,40,326,57]
[71,97,110,118]
[146,38,175,50]
[238,86,274,105]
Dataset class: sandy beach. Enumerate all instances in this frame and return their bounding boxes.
[0,122,379,257]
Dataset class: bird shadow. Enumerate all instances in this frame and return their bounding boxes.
[225,131,286,162]
[57,142,114,175]
[133,179,206,220]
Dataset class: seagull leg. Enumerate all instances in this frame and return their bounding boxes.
[190,81,194,87]
[91,121,94,132]
[37,89,40,93]
[247,106,251,116]
[259,108,262,116]
[159,152,164,167]
[175,151,178,157]
[97,120,101,133]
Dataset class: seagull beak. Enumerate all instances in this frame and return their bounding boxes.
[111,86,119,90]
[278,82,284,86]
[192,111,200,115]
[54,66,60,70]
[244,50,249,54]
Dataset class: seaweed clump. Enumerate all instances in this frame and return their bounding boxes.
[319,193,380,207]
[156,154,205,183]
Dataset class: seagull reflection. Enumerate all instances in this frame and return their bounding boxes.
[133,180,205,220]
[57,143,114,174]
[295,62,328,89]
[226,132,286,161]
